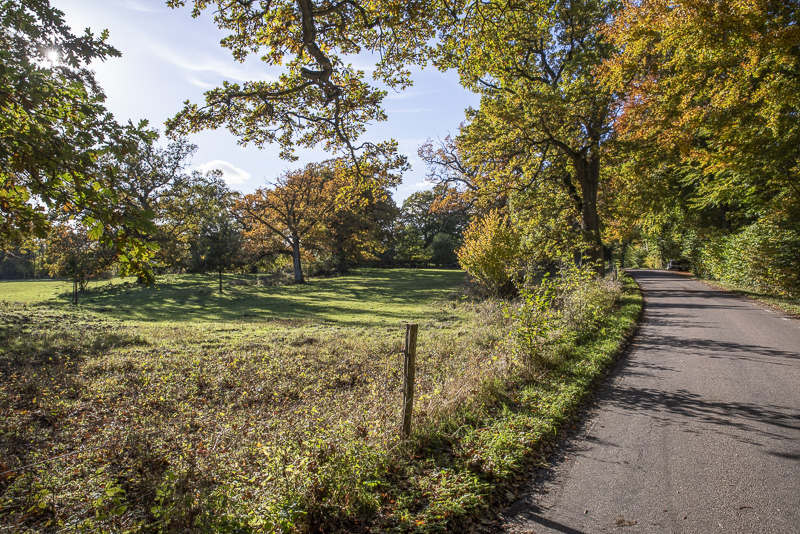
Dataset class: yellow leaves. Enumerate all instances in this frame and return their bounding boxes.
[458,209,521,296]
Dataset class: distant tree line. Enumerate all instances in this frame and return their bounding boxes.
[0,136,470,293]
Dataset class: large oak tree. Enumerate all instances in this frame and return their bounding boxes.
[438,0,620,273]
[239,162,345,283]
[166,0,430,183]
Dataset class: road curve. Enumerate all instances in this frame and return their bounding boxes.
[498,269,800,534]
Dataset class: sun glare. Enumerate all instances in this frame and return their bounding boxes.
[45,49,61,64]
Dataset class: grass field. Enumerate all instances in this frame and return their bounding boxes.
[0,269,641,533]
[0,269,467,326]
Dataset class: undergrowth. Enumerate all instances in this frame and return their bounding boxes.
[0,269,642,533]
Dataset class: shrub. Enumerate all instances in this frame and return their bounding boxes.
[457,210,521,296]
[508,263,622,367]
[696,218,800,297]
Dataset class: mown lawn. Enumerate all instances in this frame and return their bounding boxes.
[0,269,642,533]
[0,269,467,326]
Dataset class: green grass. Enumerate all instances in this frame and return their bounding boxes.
[0,279,75,304]
[0,269,642,533]
[374,274,644,531]
[0,269,467,326]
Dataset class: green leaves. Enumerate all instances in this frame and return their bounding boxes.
[439,0,619,269]
[457,209,521,296]
[605,0,800,215]
[1,0,157,276]
[167,0,441,173]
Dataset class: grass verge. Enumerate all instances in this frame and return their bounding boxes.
[373,273,643,532]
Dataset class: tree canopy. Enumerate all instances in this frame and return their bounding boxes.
[1,0,154,274]
[166,0,437,181]
[239,162,346,283]
[5,0,799,296]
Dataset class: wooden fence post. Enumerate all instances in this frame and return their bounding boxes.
[401,323,418,437]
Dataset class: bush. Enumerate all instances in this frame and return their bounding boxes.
[696,218,800,297]
[457,210,521,296]
[508,263,622,367]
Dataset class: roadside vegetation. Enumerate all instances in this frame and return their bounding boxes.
[0,268,640,532]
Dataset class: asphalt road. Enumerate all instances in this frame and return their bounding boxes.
[498,269,800,534]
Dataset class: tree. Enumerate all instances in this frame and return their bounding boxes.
[194,211,244,293]
[314,188,399,272]
[44,223,117,304]
[418,134,510,214]
[166,0,427,181]
[400,185,470,249]
[1,0,153,270]
[438,0,621,274]
[165,0,632,277]
[418,135,480,199]
[603,0,800,215]
[114,136,237,273]
[392,224,430,266]
[116,136,198,218]
[239,162,345,283]
[162,172,241,272]
[599,0,800,291]
[430,233,458,266]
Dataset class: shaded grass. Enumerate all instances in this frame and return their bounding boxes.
[0,271,642,533]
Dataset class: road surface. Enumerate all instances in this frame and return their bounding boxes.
[498,269,800,534]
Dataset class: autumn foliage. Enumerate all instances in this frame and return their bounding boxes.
[457,209,521,296]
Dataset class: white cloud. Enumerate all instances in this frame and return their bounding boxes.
[195,160,252,186]
[187,77,216,90]
[414,181,434,191]
[116,0,160,13]
[147,43,277,84]
[397,180,434,198]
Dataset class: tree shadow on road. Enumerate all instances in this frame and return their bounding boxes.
[607,385,800,441]
[639,333,799,363]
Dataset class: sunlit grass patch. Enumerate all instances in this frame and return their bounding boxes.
[0,269,500,532]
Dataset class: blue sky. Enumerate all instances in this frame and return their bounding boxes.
[50,0,479,201]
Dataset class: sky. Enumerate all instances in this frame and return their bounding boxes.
[49,0,480,202]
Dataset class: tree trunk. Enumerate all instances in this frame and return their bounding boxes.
[574,151,605,276]
[219,270,223,293]
[73,275,78,305]
[335,249,349,274]
[291,240,305,284]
